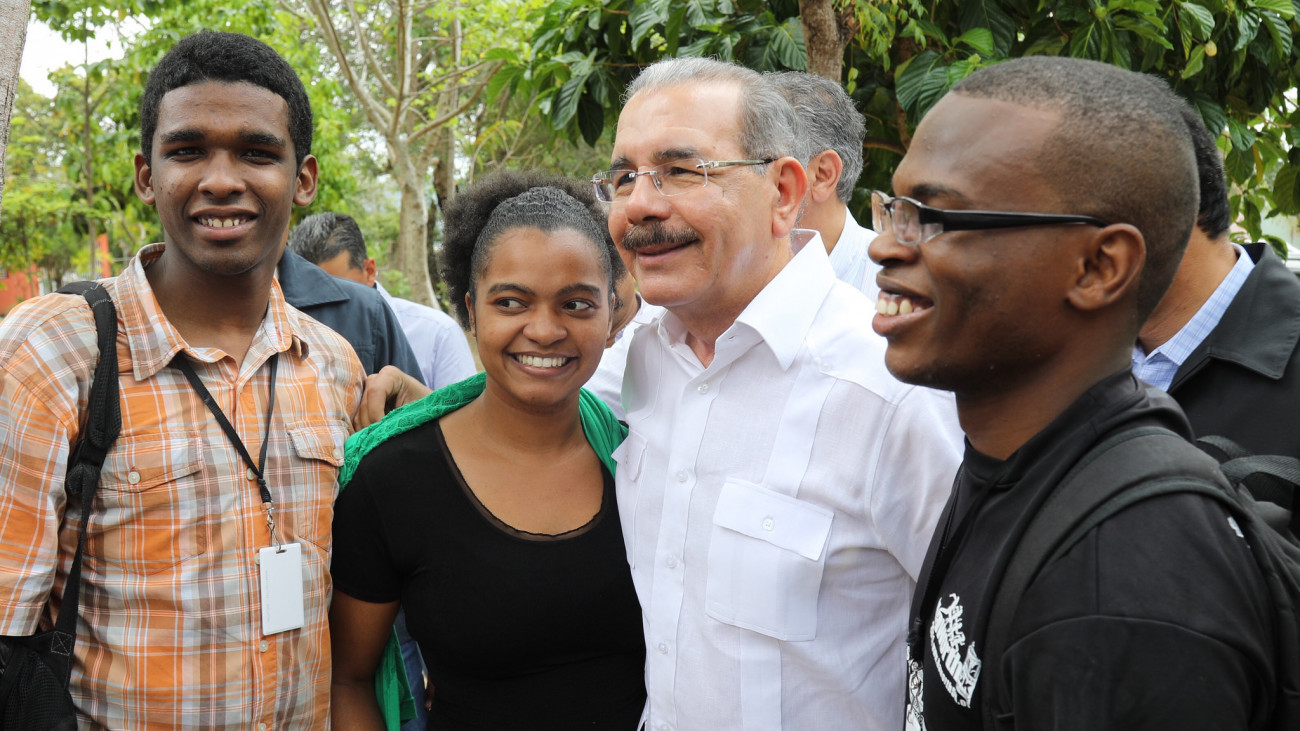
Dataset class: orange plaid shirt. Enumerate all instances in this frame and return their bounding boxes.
[0,244,363,729]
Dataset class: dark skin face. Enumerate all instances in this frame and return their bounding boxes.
[870,93,1144,458]
[135,80,317,291]
[133,80,317,361]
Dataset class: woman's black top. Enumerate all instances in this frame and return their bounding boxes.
[332,418,647,730]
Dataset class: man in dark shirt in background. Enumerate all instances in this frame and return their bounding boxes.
[871,57,1276,730]
[1134,106,1300,460]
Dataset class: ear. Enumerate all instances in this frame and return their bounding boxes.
[770,156,809,238]
[362,258,378,287]
[134,152,156,206]
[806,150,843,205]
[465,292,476,336]
[293,155,319,207]
[604,291,620,348]
[1067,223,1144,313]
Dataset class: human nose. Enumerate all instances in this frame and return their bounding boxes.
[869,224,920,268]
[523,306,567,345]
[197,151,245,198]
[623,169,670,224]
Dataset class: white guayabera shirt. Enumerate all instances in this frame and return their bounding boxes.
[616,230,963,731]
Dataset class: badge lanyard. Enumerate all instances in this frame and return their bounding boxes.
[173,353,282,548]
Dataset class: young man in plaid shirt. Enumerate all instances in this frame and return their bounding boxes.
[0,32,363,728]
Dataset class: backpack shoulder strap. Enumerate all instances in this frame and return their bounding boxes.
[48,281,121,683]
[980,425,1221,729]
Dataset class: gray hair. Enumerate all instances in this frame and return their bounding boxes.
[624,57,803,163]
[768,71,864,202]
[952,57,1198,321]
[288,212,367,270]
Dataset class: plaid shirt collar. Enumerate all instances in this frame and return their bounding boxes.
[117,243,308,381]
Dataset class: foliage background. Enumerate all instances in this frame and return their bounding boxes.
[6,0,1300,302]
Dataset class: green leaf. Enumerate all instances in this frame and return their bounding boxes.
[1262,11,1292,61]
[959,1,1017,55]
[1249,0,1297,18]
[1178,2,1216,39]
[1181,44,1206,77]
[1270,163,1300,215]
[954,28,995,56]
[551,73,587,129]
[577,91,605,147]
[486,64,520,103]
[630,2,666,52]
[1227,117,1257,151]
[895,50,951,122]
[1224,145,1256,183]
[768,17,807,70]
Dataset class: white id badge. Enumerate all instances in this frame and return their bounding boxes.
[258,543,305,635]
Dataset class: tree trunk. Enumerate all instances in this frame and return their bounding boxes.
[396,170,438,307]
[799,0,857,81]
[0,0,32,212]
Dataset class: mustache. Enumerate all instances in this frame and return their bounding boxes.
[621,223,699,252]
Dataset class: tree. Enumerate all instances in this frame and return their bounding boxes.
[2,79,94,286]
[27,0,372,274]
[512,0,1300,249]
[281,0,507,308]
[0,0,32,212]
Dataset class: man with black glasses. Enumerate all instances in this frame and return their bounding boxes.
[871,57,1275,730]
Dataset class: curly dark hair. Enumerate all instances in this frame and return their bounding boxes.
[140,30,312,168]
[441,170,624,327]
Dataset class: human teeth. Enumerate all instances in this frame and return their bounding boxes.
[877,292,925,316]
[200,217,247,228]
[517,355,569,368]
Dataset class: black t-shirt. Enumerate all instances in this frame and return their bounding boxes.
[905,371,1276,730]
[332,418,647,730]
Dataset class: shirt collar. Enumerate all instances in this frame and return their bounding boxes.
[652,230,833,372]
[118,243,306,380]
[1133,242,1255,370]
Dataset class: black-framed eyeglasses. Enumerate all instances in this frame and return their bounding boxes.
[592,158,775,203]
[871,190,1110,247]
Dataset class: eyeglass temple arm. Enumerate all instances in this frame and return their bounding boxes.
[923,209,1110,230]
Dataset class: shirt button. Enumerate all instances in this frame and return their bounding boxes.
[666,556,678,569]
[696,383,709,394]
[675,470,687,483]
[762,517,775,532]
[333,447,344,460]
[258,640,269,653]
[657,641,669,654]
[258,724,268,731]
[247,468,258,481]
[127,470,141,485]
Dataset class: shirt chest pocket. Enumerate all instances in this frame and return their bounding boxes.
[705,479,834,641]
[94,433,207,575]
[284,423,348,548]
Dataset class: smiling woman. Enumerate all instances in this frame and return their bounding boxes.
[328,172,646,730]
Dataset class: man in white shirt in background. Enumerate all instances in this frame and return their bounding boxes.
[769,70,880,300]
[290,212,477,391]
[598,57,961,731]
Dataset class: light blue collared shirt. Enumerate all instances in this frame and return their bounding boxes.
[1132,243,1255,391]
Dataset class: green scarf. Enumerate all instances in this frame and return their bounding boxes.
[339,371,628,729]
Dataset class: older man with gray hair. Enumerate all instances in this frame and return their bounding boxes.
[603,57,960,730]
[769,71,879,299]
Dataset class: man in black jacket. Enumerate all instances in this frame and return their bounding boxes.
[871,57,1277,730]
[1134,107,1300,459]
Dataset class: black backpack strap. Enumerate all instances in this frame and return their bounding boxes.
[980,426,1223,730]
[47,282,121,683]
[1197,434,1300,540]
